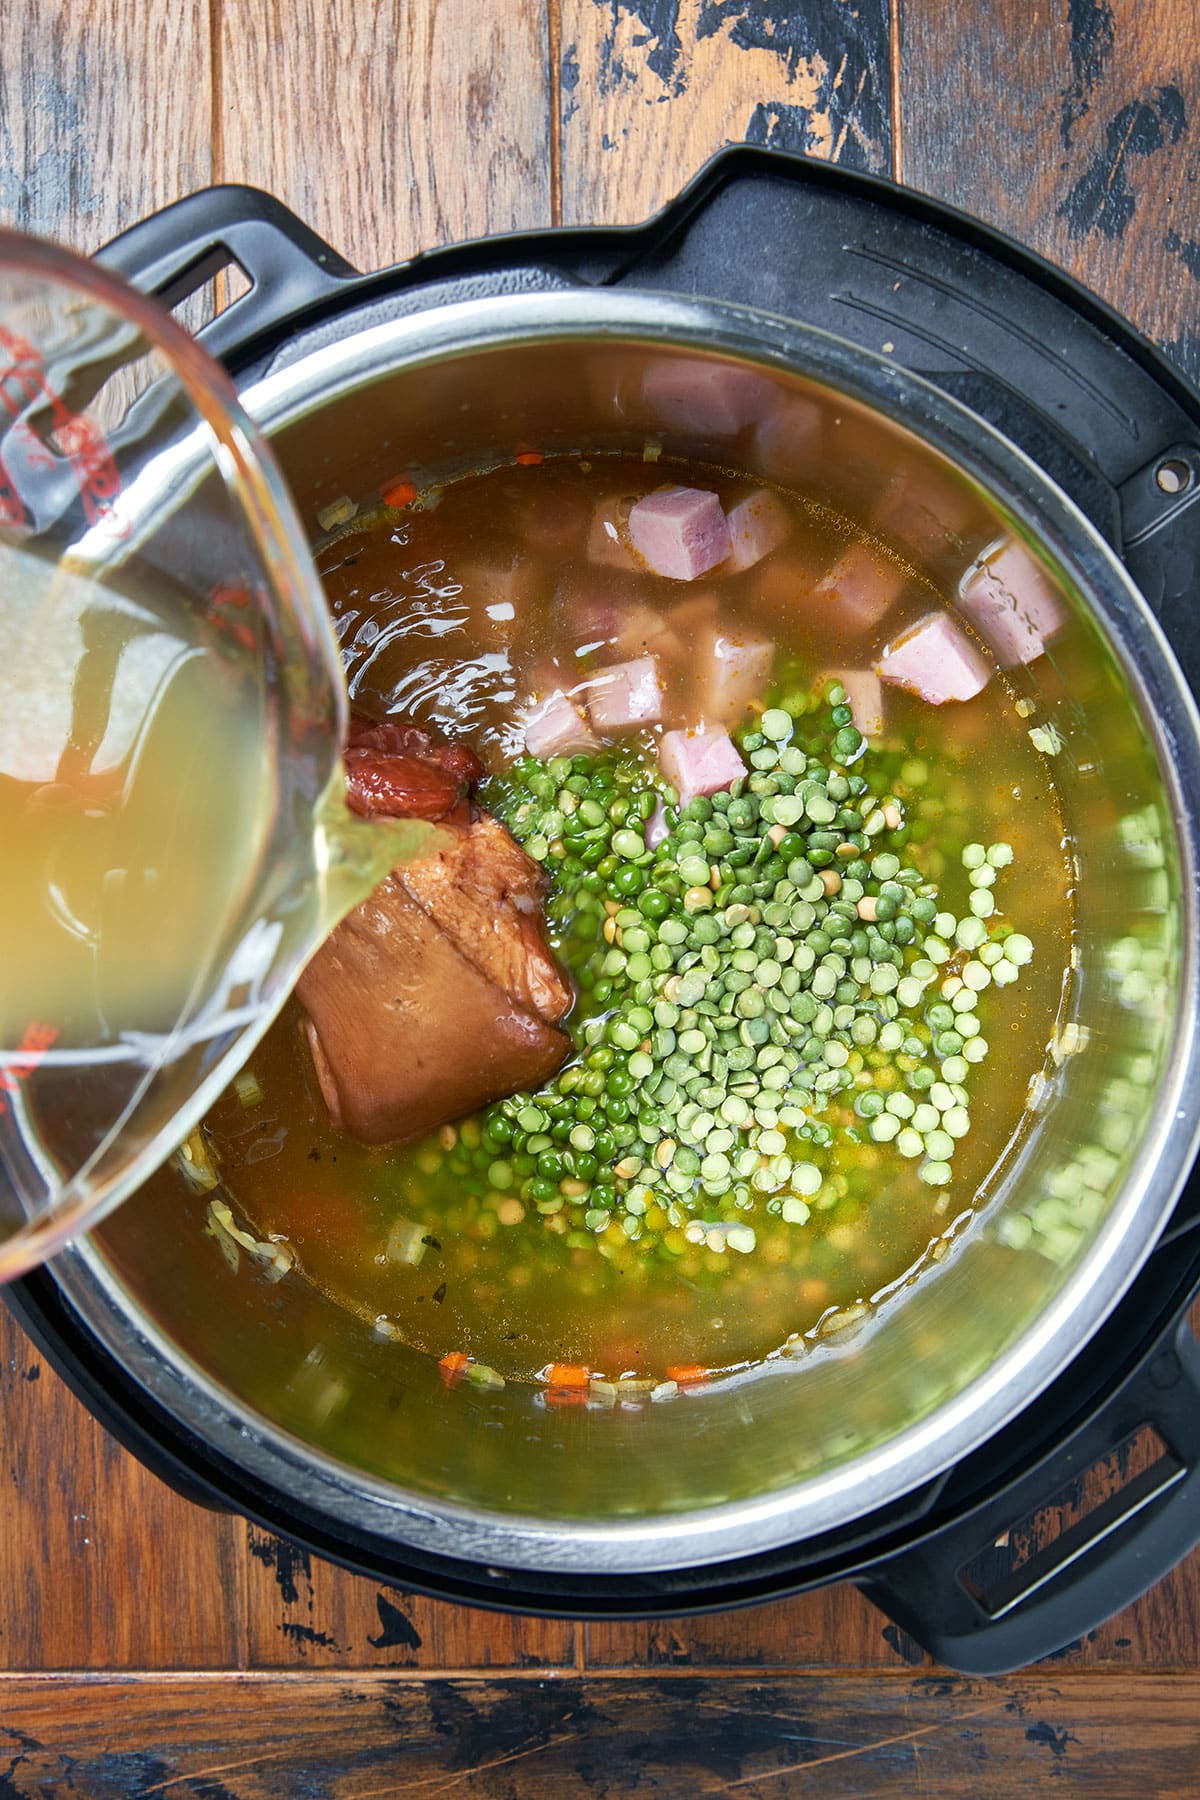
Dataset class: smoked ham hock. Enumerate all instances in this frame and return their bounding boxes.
[297,719,572,1145]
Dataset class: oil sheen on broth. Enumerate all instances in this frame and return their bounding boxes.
[200,455,1073,1383]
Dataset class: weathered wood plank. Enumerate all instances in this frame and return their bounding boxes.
[0,0,242,1670]
[558,0,892,227]
[0,1310,247,1670]
[898,0,1200,379]
[217,0,554,271]
[0,0,212,247]
[241,1528,578,1670]
[585,1588,927,1669]
[3,1672,1200,1793]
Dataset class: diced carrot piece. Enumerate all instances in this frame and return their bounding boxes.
[665,1363,709,1386]
[439,1350,470,1386]
[544,1362,590,1388]
[544,1388,589,1408]
[382,477,416,507]
[514,451,543,466]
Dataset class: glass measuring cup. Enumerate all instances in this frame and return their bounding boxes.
[0,231,424,1281]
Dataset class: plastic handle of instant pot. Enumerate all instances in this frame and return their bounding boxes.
[96,185,360,364]
[860,1312,1200,1674]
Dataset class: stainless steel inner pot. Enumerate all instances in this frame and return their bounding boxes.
[47,292,1200,1576]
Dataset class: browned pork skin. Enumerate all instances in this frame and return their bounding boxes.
[297,719,571,1146]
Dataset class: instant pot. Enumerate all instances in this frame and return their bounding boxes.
[8,148,1200,1675]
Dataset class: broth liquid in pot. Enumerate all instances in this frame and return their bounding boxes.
[198,455,1073,1384]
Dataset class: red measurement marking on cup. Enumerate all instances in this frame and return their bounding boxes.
[0,1022,59,1114]
[0,455,25,528]
[209,583,259,656]
[0,323,128,536]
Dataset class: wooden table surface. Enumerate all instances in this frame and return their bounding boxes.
[3,2,1200,1791]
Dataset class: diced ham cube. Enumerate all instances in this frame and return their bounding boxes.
[667,591,719,635]
[586,656,663,732]
[878,613,990,705]
[873,465,976,561]
[569,589,683,664]
[694,627,774,727]
[612,601,682,662]
[523,691,600,759]
[725,489,791,572]
[815,541,907,630]
[641,359,775,438]
[958,538,1068,667]
[753,398,824,482]
[586,495,640,569]
[628,487,732,581]
[746,540,826,632]
[825,668,885,738]
[569,586,626,649]
[514,479,591,554]
[659,726,747,807]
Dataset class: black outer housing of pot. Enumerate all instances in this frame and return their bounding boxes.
[9,149,1200,1674]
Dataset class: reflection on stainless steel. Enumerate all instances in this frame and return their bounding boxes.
[53,293,1200,1576]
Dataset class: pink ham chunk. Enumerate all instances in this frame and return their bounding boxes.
[659,726,747,807]
[523,691,600,759]
[586,495,640,569]
[641,359,774,438]
[872,465,976,562]
[586,655,663,732]
[825,668,885,739]
[628,487,732,581]
[725,489,791,572]
[753,398,824,482]
[878,613,990,705]
[958,539,1068,667]
[694,627,774,727]
[815,541,907,630]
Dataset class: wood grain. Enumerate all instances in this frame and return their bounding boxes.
[897,0,1200,379]
[216,0,553,271]
[3,1672,1200,1794]
[0,0,212,248]
[0,1311,246,1671]
[557,0,892,226]
[240,1528,578,1670]
[584,1589,926,1670]
[2,0,1200,1733]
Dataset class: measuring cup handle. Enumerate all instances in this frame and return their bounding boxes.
[860,1310,1200,1674]
[96,185,360,366]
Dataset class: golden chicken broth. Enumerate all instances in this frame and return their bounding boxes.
[198,455,1073,1383]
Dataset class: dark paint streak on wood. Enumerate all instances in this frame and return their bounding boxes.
[1026,1719,1081,1758]
[1061,0,1116,148]
[401,1680,595,1780]
[1058,86,1188,240]
[561,41,582,125]
[246,1529,313,1608]
[0,74,105,234]
[20,1368,39,1383]
[367,1592,423,1652]
[646,1625,693,1665]
[697,0,835,77]
[881,1622,925,1666]
[1166,229,1200,278]
[594,0,686,96]
[707,1,890,170]
[1160,331,1200,382]
[279,1621,342,1653]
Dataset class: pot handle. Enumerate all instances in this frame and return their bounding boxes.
[860,1311,1200,1674]
[96,184,359,365]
